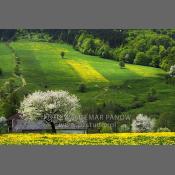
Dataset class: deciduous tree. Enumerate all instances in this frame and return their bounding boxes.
[19,90,82,133]
[132,114,155,132]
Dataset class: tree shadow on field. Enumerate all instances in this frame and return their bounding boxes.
[16,49,48,89]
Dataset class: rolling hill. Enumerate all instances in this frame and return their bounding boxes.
[0,40,175,117]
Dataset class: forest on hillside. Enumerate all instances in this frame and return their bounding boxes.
[1,29,175,71]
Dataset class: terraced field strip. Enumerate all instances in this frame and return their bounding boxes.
[66,60,109,83]
[126,64,165,77]
[6,42,27,87]
[0,43,14,82]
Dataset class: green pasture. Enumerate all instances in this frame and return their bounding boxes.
[0,41,174,116]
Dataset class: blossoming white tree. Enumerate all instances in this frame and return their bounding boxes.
[19,90,81,133]
[169,65,175,77]
[131,114,155,132]
[0,117,6,124]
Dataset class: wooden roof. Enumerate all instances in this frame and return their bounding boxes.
[7,113,21,121]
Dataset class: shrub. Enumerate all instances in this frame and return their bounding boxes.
[97,44,111,58]
[0,77,28,118]
[14,65,21,76]
[165,74,171,84]
[132,114,155,132]
[119,124,130,133]
[16,57,21,64]
[169,65,175,77]
[146,46,160,67]
[131,101,144,109]
[157,127,171,132]
[165,74,175,85]
[119,60,125,68]
[60,51,65,59]
[0,68,2,75]
[130,96,144,109]
[87,128,99,134]
[78,83,87,93]
[156,112,175,131]
[134,52,151,66]
[117,49,136,64]
[147,88,158,102]
[97,122,113,133]
[151,56,160,68]
[101,102,126,115]
[0,117,6,124]
[0,117,7,134]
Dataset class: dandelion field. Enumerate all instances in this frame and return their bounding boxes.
[0,133,175,145]
[66,60,109,82]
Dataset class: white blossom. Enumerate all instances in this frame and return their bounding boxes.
[0,117,6,124]
[169,65,175,77]
[19,90,83,131]
[131,114,155,132]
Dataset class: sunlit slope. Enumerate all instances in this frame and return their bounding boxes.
[10,41,165,87]
[9,41,175,114]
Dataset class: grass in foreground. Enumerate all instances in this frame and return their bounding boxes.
[0,133,175,145]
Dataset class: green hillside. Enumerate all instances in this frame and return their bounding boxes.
[0,41,175,117]
[0,43,14,85]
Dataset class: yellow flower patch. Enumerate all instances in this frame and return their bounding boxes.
[66,60,109,82]
[0,132,175,145]
[30,43,69,53]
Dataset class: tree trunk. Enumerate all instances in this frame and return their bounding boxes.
[50,122,56,133]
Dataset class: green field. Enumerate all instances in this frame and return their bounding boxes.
[0,43,15,85]
[0,41,175,116]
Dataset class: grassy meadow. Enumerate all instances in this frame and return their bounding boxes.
[0,40,175,117]
[0,43,15,86]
